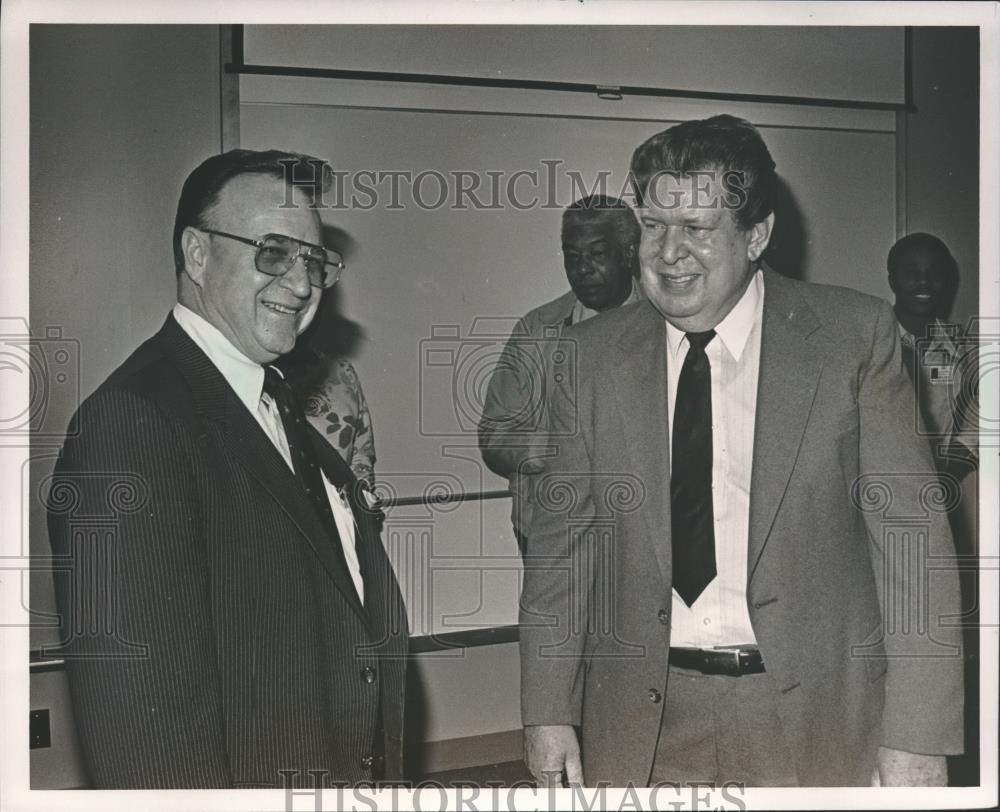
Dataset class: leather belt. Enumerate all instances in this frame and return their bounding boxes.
[669,646,765,676]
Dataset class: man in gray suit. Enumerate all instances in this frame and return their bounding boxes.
[48,149,408,788]
[520,115,963,787]
[479,195,641,552]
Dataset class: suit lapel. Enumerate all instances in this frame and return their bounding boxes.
[222,397,371,626]
[747,270,824,581]
[611,303,673,585]
[157,315,372,628]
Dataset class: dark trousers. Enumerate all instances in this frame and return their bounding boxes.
[649,665,800,788]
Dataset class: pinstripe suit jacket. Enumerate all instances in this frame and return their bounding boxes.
[47,315,408,788]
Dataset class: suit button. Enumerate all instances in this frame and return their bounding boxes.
[657,609,669,625]
[648,688,662,704]
[361,753,374,769]
[361,666,377,684]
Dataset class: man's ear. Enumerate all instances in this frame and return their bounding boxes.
[181,227,209,286]
[747,212,775,262]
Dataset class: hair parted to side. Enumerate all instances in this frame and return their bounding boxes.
[629,114,777,231]
[172,149,333,275]
[887,232,959,283]
[561,194,641,254]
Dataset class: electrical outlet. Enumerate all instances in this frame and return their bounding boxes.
[30,709,51,749]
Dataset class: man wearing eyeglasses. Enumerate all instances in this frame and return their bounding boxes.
[47,149,408,788]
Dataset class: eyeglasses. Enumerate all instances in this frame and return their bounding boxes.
[202,229,345,289]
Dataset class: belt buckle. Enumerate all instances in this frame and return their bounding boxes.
[714,647,744,677]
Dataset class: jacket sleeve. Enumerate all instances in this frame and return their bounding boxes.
[942,327,980,469]
[477,318,550,479]
[518,335,595,726]
[858,300,964,755]
[47,388,233,788]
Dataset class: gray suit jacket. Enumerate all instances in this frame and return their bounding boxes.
[519,269,964,786]
[478,290,578,538]
[47,315,408,788]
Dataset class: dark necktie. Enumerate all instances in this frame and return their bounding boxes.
[262,366,349,567]
[671,330,717,607]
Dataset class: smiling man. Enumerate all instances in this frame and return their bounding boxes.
[887,233,970,441]
[519,116,964,788]
[479,194,641,551]
[47,150,408,788]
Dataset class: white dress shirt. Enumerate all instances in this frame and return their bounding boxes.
[173,303,365,603]
[665,271,764,647]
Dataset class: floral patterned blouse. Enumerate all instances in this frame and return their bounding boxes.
[288,350,376,487]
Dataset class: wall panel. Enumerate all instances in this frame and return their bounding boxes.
[244,25,907,106]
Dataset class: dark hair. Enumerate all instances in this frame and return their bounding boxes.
[629,114,777,230]
[561,194,641,255]
[172,149,333,275]
[887,232,959,283]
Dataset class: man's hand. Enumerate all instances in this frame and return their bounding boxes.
[524,725,584,787]
[872,747,948,786]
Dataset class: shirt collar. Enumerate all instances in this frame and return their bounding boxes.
[897,317,956,352]
[172,303,267,413]
[664,268,764,361]
[898,321,916,349]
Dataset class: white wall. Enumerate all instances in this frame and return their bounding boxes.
[30,23,223,646]
[28,23,222,789]
[245,25,907,105]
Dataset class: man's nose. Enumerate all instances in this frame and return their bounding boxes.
[577,253,600,276]
[658,227,687,264]
[279,255,314,297]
